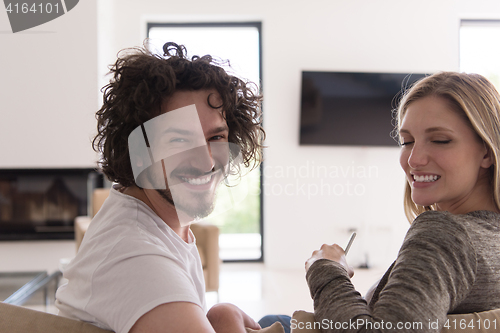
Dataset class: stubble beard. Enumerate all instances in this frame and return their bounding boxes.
[155,187,217,220]
[143,159,226,220]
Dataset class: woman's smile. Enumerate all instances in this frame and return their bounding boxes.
[399,95,492,213]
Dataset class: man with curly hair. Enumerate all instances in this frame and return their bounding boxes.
[55,42,265,333]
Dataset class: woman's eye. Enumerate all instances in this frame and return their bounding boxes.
[210,135,225,141]
[433,140,451,144]
[400,141,414,146]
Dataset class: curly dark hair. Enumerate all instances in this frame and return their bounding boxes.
[92,42,265,187]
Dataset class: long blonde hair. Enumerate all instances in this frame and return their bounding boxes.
[396,72,500,222]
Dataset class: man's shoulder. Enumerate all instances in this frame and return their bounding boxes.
[81,193,165,253]
[91,188,161,232]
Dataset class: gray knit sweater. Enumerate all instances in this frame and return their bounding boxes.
[306,210,500,332]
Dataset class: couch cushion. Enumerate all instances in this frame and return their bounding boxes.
[290,311,319,333]
[246,321,285,333]
[0,303,113,333]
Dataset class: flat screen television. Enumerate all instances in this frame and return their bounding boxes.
[299,71,427,146]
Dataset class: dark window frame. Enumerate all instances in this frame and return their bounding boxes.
[146,21,264,263]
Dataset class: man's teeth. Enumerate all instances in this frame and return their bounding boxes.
[181,175,212,185]
[413,175,439,182]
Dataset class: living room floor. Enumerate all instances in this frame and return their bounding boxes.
[206,263,387,322]
[28,262,387,322]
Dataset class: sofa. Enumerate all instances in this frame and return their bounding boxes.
[0,302,113,333]
[2,302,499,333]
[74,188,220,292]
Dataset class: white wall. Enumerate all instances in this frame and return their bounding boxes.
[0,0,98,168]
[0,241,75,273]
[0,1,98,272]
[2,0,500,272]
[97,0,500,270]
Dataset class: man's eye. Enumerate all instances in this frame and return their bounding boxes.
[170,138,187,143]
[210,135,225,141]
[433,140,452,144]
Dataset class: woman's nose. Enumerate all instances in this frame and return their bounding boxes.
[407,144,429,169]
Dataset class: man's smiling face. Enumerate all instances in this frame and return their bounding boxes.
[129,89,231,224]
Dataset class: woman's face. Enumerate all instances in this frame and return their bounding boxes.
[399,95,493,214]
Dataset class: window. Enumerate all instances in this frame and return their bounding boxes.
[147,22,263,261]
[460,20,500,89]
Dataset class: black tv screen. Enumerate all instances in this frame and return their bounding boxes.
[299,71,427,146]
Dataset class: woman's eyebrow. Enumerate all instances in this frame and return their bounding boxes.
[424,127,453,133]
[399,127,453,134]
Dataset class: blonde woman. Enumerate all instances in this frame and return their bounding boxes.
[305,72,500,332]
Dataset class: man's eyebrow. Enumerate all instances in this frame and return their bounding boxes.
[207,125,229,136]
[160,125,229,136]
[161,127,193,135]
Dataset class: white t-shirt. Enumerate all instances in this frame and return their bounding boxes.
[55,186,206,333]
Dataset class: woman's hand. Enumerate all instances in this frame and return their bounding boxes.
[305,244,354,278]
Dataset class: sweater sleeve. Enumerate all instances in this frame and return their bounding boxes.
[306,211,477,333]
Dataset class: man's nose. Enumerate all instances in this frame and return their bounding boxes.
[407,143,429,169]
[191,144,215,173]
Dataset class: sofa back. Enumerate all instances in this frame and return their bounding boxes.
[0,302,113,333]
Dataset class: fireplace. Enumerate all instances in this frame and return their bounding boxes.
[0,169,103,240]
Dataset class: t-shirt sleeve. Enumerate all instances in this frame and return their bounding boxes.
[85,237,203,333]
[306,211,477,333]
